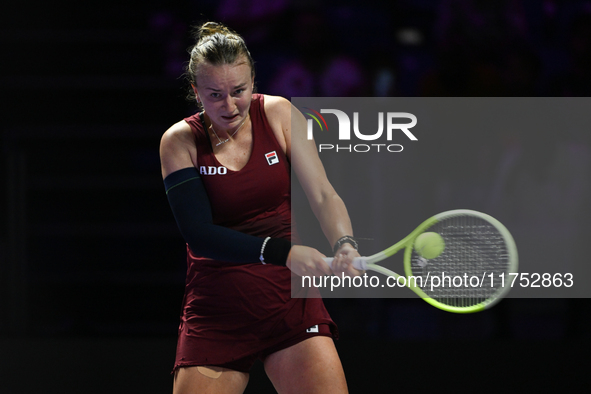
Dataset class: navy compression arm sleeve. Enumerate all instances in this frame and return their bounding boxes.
[164,167,290,264]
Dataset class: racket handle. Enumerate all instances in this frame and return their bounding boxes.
[323,257,368,271]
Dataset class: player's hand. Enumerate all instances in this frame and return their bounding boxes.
[330,243,364,277]
[286,245,332,277]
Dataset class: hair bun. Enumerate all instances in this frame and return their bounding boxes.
[196,22,234,41]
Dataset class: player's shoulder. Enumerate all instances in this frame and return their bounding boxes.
[162,120,192,139]
[160,120,194,149]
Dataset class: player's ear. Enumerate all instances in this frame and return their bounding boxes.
[191,83,200,102]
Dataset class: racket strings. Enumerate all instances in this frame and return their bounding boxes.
[410,215,511,308]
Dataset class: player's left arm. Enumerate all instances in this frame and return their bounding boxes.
[264,95,361,276]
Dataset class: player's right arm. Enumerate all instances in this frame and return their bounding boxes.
[159,120,299,269]
[159,120,265,263]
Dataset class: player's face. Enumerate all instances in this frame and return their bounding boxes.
[194,59,254,132]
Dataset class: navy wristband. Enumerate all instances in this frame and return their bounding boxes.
[262,238,292,266]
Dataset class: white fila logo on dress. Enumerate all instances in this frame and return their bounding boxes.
[265,151,279,165]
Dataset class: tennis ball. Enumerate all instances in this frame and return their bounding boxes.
[414,232,445,259]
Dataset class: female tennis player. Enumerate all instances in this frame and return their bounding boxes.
[160,22,361,393]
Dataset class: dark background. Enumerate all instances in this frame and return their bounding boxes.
[2,0,591,392]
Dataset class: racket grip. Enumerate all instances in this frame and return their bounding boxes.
[323,257,368,271]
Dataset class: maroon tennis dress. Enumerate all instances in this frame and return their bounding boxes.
[173,94,337,373]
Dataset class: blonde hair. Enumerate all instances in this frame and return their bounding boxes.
[185,22,255,101]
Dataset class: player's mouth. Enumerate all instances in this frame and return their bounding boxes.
[221,114,240,121]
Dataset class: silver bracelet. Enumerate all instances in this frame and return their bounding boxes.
[260,237,271,264]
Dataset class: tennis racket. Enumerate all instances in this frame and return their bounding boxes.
[325,209,518,313]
